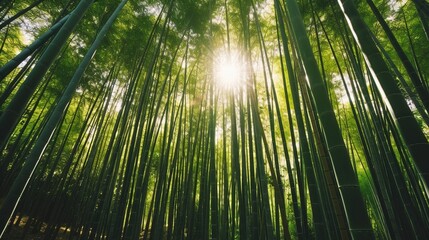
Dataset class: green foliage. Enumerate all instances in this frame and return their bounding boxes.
[0,0,429,239]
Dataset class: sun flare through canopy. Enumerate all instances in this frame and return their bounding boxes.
[213,49,247,92]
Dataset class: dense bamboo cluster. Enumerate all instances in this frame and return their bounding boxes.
[1,0,428,239]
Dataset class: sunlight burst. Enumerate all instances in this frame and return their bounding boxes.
[213,50,246,91]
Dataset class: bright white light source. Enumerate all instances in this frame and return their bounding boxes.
[213,50,246,91]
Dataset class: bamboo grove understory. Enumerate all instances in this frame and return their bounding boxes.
[1,0,429,239]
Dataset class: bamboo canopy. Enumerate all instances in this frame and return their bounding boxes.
[0,0,428,239]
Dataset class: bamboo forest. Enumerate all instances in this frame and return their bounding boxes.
[1,0,429,239]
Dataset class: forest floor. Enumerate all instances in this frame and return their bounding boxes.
[4,216,69,240]
[4,215,166,239]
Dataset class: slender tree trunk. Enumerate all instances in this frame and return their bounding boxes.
[0,1,125,237]
[0,0,45,30]
[283,0,374,238]
[0,0,94,152]
[366,0,429,113]
[337,0,429,192]
[0,14,70,80]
